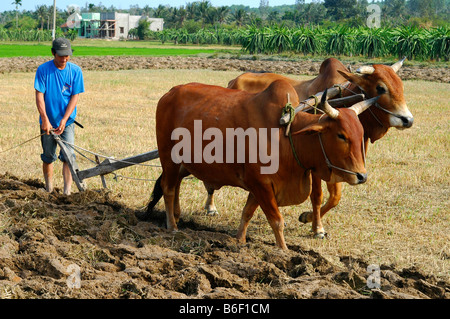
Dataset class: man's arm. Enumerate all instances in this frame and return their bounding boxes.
[54,93,79,135]
[35,90,52,135]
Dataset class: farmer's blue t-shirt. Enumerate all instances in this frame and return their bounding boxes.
[34,60,84,128]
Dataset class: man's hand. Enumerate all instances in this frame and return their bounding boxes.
[54,118,67,135]
[41,118,53,135]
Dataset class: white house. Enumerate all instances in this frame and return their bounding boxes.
[94,12,164,39]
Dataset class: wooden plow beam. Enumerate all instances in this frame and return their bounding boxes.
[77,150,159,182]
[52,130,160,192]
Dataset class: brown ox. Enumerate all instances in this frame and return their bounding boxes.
[203,57,414,238]
[143,80,377,249]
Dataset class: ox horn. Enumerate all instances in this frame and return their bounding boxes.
[356,65,375,75]
[348,96,380,116]
[391,56,406,73]
[318,88,340,119]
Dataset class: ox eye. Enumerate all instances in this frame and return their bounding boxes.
[376,85,386,95]
[337,133,347,141]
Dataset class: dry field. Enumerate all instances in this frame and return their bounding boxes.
[0,60,449,299]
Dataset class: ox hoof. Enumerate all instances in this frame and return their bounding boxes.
[299,211,312,224]
[314,232,327,239]
[206,210,219,216]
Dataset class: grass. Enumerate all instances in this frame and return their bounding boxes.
[0,68,449,280]
[2,40,448,69]
[0,39,239,57]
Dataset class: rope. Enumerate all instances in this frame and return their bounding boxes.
[0,130,163,184]
[281,98,307,171]
[60,139,162,168]
[307,94,320,114]
[0,132,46,155]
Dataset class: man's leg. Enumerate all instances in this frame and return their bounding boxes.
[43,162,54,193]
[59,123,75,195]
[62,162,72,195]
[41,130,57,193]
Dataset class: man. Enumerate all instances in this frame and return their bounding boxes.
[34,37,85,195]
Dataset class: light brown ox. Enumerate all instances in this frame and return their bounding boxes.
[143,80,378,249]
[203,57,414,238]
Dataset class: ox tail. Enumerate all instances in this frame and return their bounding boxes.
[147,174,163,214]
[136,174,163,220]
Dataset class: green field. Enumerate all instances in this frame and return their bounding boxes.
[0,41,238,57]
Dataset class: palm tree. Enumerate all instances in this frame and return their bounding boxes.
[216,6,229,25]
[142,5,153,18]
[155,5,166,18]
[12,0,22,28]
[35,5,48,30]
[198,0,211,26]
[205,7,218,25]
[186,2,198,20]
[232,8,246,27]
[176,7,187,27]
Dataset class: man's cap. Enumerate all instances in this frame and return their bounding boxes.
[52,37,73,56]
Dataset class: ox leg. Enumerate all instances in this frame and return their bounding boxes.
[236,193,259,244]
[160,169,182,232]
[320,182,342,219]
[203,183,218,216]
[298,182,342,232]
[173,181,182,224]
[253,187,288,250]
[173,166,191,223]
[310,175,326,239]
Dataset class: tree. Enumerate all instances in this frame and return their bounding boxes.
[205,7,218,25]
[172,6,187,27]
[384,0,406,24]
[136,18,150,39]
[12,0,22,28]
[35,5,47,30]
[198,0,212,26]
[142,5,153,17]
[216,6,229,24]
[232,8,246,27]
[323,0,357,20]
[259,0,269,19]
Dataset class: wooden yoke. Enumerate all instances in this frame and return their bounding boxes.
[279,81,352,125]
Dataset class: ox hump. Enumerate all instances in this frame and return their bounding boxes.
[260,80,299,104]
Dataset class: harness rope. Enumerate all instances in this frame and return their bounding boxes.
[318,130,366,177]
[335,82,406,129]
[282,96,308,171]
[0,132,47,155]
[0,130,163,183]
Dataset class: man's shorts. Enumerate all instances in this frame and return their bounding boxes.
[40,123,76,164]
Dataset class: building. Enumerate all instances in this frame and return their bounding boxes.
[62,12,164,39]
[80,13,101,38]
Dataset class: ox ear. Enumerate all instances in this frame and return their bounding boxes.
[291,123,327,136]
[337,70,365,87]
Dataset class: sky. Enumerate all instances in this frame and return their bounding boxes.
[3,0,300,12]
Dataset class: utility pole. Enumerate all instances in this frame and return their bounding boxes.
[52,0,56,40]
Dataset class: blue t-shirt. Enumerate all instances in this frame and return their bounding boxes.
[34,60,84,128]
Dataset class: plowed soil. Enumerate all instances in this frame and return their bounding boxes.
[0,174,448,299]
[0,55,449,83]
